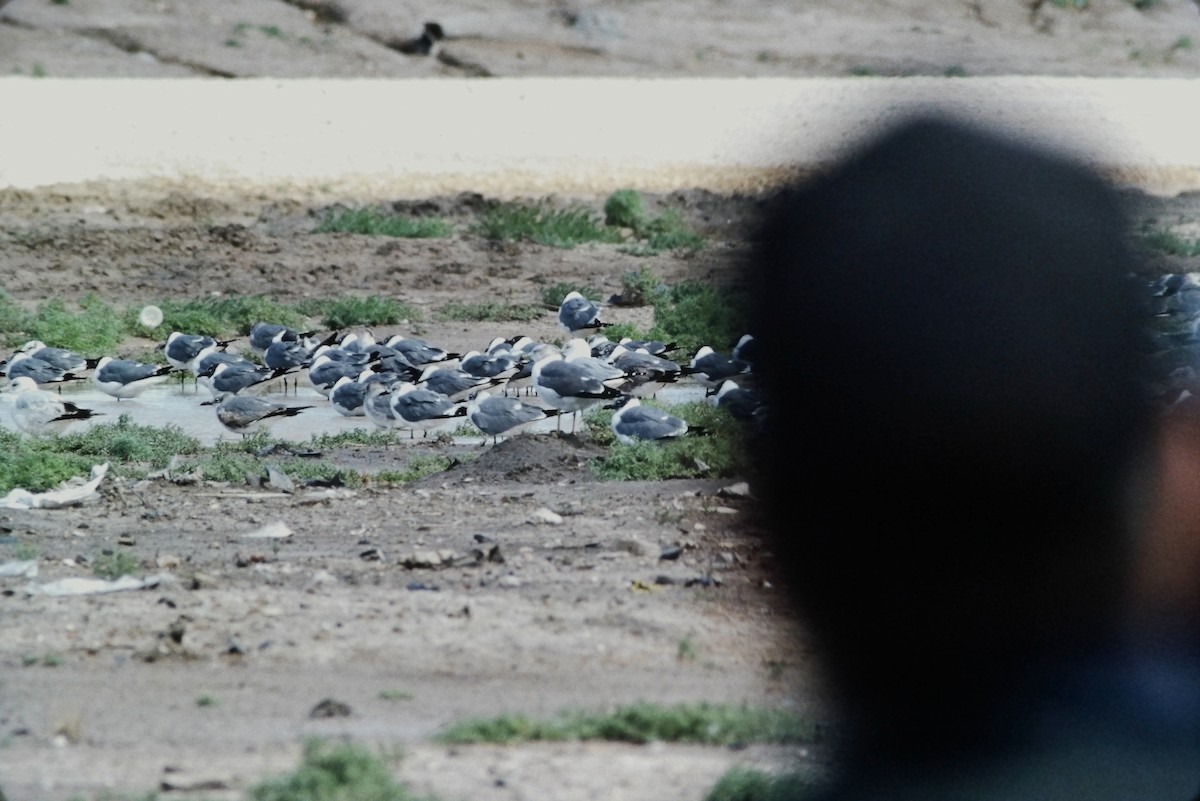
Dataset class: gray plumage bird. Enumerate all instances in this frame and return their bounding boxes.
[207,394,313,438]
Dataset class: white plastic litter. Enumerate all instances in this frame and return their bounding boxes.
[242,521,293,539]
[0,463,109,510]
[24,572,167,597]
[0,559,38,578]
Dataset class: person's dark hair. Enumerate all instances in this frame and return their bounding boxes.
[753,116,1154,761]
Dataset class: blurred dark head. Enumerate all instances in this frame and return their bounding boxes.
[753,117,1154,760]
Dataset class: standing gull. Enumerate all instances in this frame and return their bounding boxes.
[206,394,313,438]
[557,291,611,334]
[531,354,623,433]
[92,357,173,400]
[389,382,467,438]
[467,390,560,444]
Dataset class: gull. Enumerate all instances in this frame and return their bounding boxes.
[417,364,504,402]
[608,396,689,445]
[467,390,559,444]
[330,371,395,417]
[709,379,766,422]
[308,352,376,396]
[10,340,98,373]
[163,332,230,373]
[688,346,751,388]
[362,382,401,431]
[248,322,321,356]
[531,354,623,433]
[732,334,758,367]
[205,394,313,438]
[7,376,102,436]
[606,344,684,396]
[389,382,466,438]
[382,335,458,367]
[557,291,611,334]
[92,357,173,400]
[3,352,83,386]
[460,349,520,381]
[198,362,292,397]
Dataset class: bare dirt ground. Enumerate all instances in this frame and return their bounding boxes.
[2,2,1200,800]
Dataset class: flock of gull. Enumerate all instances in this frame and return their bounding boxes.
[0,292,765,446]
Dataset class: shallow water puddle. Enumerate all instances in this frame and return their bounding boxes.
[1,379,708,447]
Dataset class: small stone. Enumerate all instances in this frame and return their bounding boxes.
[614,538,656,558]
[117,535,136,546]
[266,467,295,494]
[498,575,522,588]
[243,521,292,539]
[659,544,683,561]
[309,698,352,719]
[156,553,182,569]
[718,481,752,499]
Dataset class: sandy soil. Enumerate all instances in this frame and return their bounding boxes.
[3,2,1200,800]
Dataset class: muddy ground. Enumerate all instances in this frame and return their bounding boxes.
[3,1,1200,799]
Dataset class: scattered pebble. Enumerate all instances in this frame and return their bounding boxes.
[528,508,563,525]
[309,698,352,719]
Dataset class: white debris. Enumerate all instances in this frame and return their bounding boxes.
[25,572,168,597]
[0,463,109,510]
[528,507,563,525]
[0,559,38,578]
[242,521,292,539]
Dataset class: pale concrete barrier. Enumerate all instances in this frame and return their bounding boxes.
[1,77,1197,197]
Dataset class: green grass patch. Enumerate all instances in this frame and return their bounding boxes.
[704,766,816,801]
[92,550,142,580]
[1139,226,1200,258]
[379,690,414,702]
[373,455,455,484]
[538,281,605,309]
[249,739,424,801]
[439,301,544,323]
[0,430,99,493]
[53,414,202,470]
[18,294,126,355]
[299,296,418,330]
[437,701,823,747]
[649,280,748,357]
[476,203,622,249]
[127,295,309,339]
[196,695,219,708]
[306,429,405,448]
[590,401,749,480]
[615,266,667,307]
[315,208,452,239]
[604,189,649,230]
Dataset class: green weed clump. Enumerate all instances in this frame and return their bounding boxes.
[315,208,452,239]
[1139,227,1200,258]
[0,430,98,493]
[704,766,816,801]
[538,281,605,309]
[21,294,126,355]
[250,739,425,801]
[307,429,405,448]
[373,455,455,484]
[476,203,622,249]
[301,296,418,330]
[604,189,649,229]
[92,550,142,579]
[128,295,309,339]
[439,301,543,323]
[650,281,748,357]
[438,701,823,747]
[604,189,706,256]
[54,414,202,469]
[590,402,749,480]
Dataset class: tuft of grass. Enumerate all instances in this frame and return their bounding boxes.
[373,455,454,484]
[21,294,126,356]
[196,695,219,708]
[603,189,649,230]
[1139,227,1200,258]
[307,429,405,448]
[616,267,667,307]
[437,701,823,747]
[54,414,202,470]
[476,203,622,249]
[539,282,604,309]
[439,301,543,323]
[127,295,309,339]
[315,208,452,239]
[649,280,748,357]
[590,402,749,481]
[378,690,413,702]
[249,739,422,801]
[704,766,816,801]
[0,430,99,493]
[92,550,142,580]
[299,296,418,330]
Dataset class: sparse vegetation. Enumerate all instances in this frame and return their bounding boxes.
[249,739,426,801]
[590,401,750,480]
[315,208,452,239]
[603,189,649,230]
[196,695,219,708]
[649,280,748,357]
[373,455,456,484]
[1139,226,1200,258]
[126,295,309,339]
[55,414,202,469]
[439,301,543,323]
[301,296,418,329]
[378,690,413,702]
[92,550,142,580]
[704,766,816,801]
[438,701,823,746]
[475,203,622,249]
[18,294,126,355]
